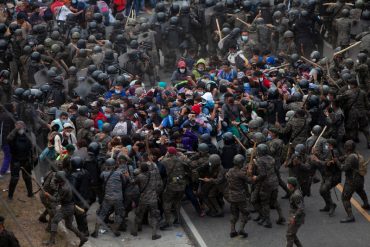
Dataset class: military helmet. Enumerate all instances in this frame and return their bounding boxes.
[310,50,320,60]
[322,85,329,95]
[292,92,303,101]
[77,39,86,49]
[93,12,103,22]
[0,23,7,35]
[116,34,125,42]
[88,142,100,155]
[14,88,25,99]
[355,0,364,8]
[181,4,191,13]
[105,158,116,167]
[341,9,350,17]
[222,27,231,36]
[93,45,102,53]
[44,37,53,47]
[169,16,178,25]
[344,140,356,152]
[198,143,209,153]
[130,40,139,49]
[206,0,215,7]
[47,69,57,78]
[256,143,269,156]
[140,23,150,32]
[248,119,259,129]
[357,53,367,63]
[157,12,166,22]
[209,154,221,166]
[255,17,264,25]
[78,105,88,116]
[70,156,83,169]
[242,0,252,10]
[233,154,245,167]
[171,3,180,14]
[283,30,294,39]
[22,45,32,54]
[155,2,166,12]
[51,30,60,40]
[273,11,282,20]
[311,125,322,135]
[107,65,118,75]
[253,132,266,144]
[200,133,211,143]
[298,79,309,89]
[87,64,97,75]
[30,51,41,61]
[344,58,354,68]
[8,23,19,33]
[268,87,279,99]
[98,72,109,82]
[290,53,300,63]
[225,0,234,7]
[68,66,77,75]
[0,39,8,51]
[55,171,67,183]
[51,44,61,53]
[223,132,234,142]
[214,2,224,11]
[47,107,58,116]
[88,35,96,43]
[308,95,319,108]
[294,144,305,154]
[255,116,264,127]
[89,21,97,29]
[71,32,80,39]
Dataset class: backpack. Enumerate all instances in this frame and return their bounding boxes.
[357,153,369,176]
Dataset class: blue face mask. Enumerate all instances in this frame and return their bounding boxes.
[241,36,248,42]
[266,134,272,141]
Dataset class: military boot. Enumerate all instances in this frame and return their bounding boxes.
[151,225,161,240]
[111,224,121,237]
[43,232,56,246]
[39,210,48,223]
[90,223,99,238]
[328,203,337,217]
[230,223,238,238]
[263,217,272,228]
[238,222,248,238]
[340,215,355,223]
[8,178,18,200]
[209,197,224,217]
[131,222,138,236]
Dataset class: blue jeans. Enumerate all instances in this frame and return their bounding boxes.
[1,144,11,174]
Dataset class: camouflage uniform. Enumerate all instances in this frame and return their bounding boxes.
[161,155,188,226]
[286,187,305,247]
[278,116,310,147]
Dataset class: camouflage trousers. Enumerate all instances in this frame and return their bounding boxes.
[230,201,249,225]
[342,178,369,217]
[98,198,125,226]
[162,189,184,225]
[286,221,303,247]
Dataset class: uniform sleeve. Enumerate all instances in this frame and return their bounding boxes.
[292,192,304,219]
[255,160,267,182]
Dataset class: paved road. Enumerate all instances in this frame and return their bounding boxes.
[183,137,370,247]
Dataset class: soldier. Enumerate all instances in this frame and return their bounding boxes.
[256,18,272,52]
[77,119,95,145]
[129,161,163,240]
[0,216,20,247]
[339,140,370,223]
[85,142,103,204]
[94,123,112,161]
[276,109,310,147]
[251,144,281,228]
[286,177,305,247]
[221,132,240,169]
[310,138,341,217]
[7,121,36,200]
[75,106,89,132]
[65,66,78,99]
[38,168,58,232]
[226,154,250,238]
[286,144,311,197]
[199,154,226,217]
[267,128,290,198]
[333,9,352,49]
[91,158,125,237]
[338,79,370,148]
[160,147,188,229]
[200,133,218,154]
[43,171,88,246]
[162,16,183,72]
[69,156,91,236]
[355,52,369,95]
[277,30,298,58]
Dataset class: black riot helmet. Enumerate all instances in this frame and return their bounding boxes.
[169,16,178,25]
[70,156,83,169]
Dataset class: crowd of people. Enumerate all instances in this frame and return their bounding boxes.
[0,0,370,246]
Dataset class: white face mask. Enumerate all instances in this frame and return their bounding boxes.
[65,132,71,137]
[241,36,248,42]
[105,114,111,118]
[90,127,95,132]
[326,96,330,100]
[285,117,289,122]
[18,129,25,135]
[179,68,186,73]
[115,89,121,94]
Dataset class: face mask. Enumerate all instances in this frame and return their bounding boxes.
[65,132,71,137]
[326,96,330,100]
[198,67,204,72]
[115,89,121,94]
[105,114,111,118]
[18,129,25,135]
[294,151,299,156]
[285,117,289,122]
[208,162,212,167]
[179,68,186,73]
[267,134,272,141]
[241,36,248,42]
[90,127,95,132]
[356,59,359,63]
[160,113,166,118]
